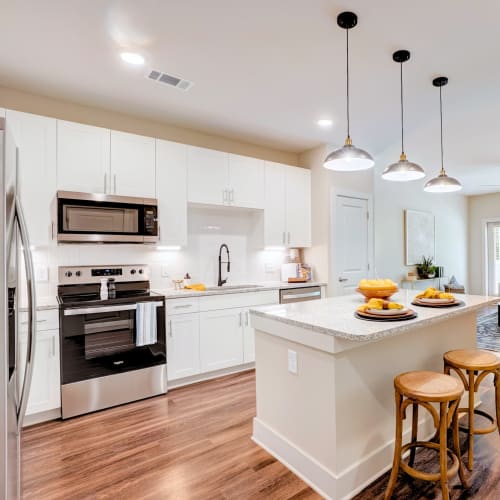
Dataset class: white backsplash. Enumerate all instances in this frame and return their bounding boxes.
[31,207,289,298]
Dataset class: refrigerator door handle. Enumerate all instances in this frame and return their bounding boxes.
[14,196,37,433]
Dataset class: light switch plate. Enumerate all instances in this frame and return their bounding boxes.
[265,263,275,273]
[35,266,49,282]
[288,349,298,374]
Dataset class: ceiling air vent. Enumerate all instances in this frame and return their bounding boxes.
[147,69,194,92]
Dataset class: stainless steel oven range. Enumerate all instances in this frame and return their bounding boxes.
[57,265,166,419]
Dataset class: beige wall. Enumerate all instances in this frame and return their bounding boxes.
[468,192,500,294]
[0,85,299,165]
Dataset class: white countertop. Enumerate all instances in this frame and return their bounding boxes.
[154,281,326,299]
[250,290,498,342]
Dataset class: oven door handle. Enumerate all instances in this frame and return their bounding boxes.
[63,301,163,316]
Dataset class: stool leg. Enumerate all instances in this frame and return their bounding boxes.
[495,370,500,438]
[467,369,475,471]
[439,401,450,500]
[409,402,418,467]
[384,390,403,500]
[452,399,469,489]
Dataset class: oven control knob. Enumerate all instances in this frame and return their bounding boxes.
[75,271,81,277]
[130,269,136,275]
[65,271,73,278]
[138,269,143,275]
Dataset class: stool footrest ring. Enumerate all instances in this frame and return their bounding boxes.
[458,408,497,435]
[400,441,459,482]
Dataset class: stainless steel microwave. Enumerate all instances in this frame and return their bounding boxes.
[57,191,159,243]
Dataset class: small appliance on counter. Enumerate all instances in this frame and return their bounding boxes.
[280,263,312,283]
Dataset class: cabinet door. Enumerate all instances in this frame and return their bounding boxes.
[110,131,156,198]
[57,120,110,193]
[19,330,60,416]
[167,313,200,380]
[286,166,311,248]
[156,140,188,247]
[228,154,265,209]
[187,146,228,206]
[7,110,56,247]
[200,308,244,372]
[264,162,287,247]
[242,309,255,363]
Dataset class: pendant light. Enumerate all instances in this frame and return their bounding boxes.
[424,77,462,193]
[323,12,374,171]
[382,50,425,181]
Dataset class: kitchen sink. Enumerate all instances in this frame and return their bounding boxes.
[206,284,264,291]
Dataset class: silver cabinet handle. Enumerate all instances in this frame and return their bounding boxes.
[239,311,242,327]
[173,304,192,309]
[51,221,55,240]
[169,319,173,338]
[338,277,348,282]
[229,189,234,203]
[21,319,46,325]
[245,311,249,326]
[282,232,286,245]
[223,189,227,203]
[287,232,291,245]
[113,174,117,194]
[15,196,37,433]
[104,172,107,193]
[51,336,56,357]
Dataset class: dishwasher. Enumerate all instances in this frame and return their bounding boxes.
[279,286,322,304]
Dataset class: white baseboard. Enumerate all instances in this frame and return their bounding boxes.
[23,407,61,427]
[253,415,436,500]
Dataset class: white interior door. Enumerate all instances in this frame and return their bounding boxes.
[486,222,500,295]
[332,194,370,295]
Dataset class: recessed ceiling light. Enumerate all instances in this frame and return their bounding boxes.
[120,52,145,65]
[317,119,333,127]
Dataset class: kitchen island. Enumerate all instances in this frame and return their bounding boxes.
[249,290,497,500]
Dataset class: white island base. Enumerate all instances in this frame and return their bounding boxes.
[250,292,496,500]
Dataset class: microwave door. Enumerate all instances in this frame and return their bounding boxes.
[63,205,139,233]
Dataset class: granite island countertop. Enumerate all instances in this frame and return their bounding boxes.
[154,281,326,300]
[250,290,498,343]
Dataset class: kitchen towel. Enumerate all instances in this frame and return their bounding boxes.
[136,302,158,346]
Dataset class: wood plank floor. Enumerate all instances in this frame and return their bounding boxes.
[22,370,500,499]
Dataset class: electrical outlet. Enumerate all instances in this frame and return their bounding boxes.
[265,263,275,273]
[161,265,169,278]
[287,349,298,374]
[35,266,49,282]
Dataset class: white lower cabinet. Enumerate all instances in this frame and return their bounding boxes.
[167,312,200,380]
[199,308,244,372]
[19,329,60,417]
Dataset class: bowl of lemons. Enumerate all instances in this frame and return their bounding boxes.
[356,279,399,302]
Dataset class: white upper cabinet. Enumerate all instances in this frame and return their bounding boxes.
[110,131,156,198]
[264,162,287,247]
[7,110,56,247]
[228,154,265,209]
[286,166,311,248]
[264,162,311,248]
[57,120,110,194]
[156,139,188,247]
[187,146,228,206]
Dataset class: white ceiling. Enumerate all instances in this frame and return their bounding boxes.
[0,0,499,194]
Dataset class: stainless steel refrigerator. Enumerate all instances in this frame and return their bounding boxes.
[0,117,37,499]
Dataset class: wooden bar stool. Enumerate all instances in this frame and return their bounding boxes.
[443,348,500,471]
[384,371,468,500]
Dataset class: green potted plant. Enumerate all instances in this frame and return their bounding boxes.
[417,256,436,279]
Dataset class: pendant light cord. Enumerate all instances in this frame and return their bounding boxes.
[346,28,350,139]
[400,62,404,155]
[439,86,445,174]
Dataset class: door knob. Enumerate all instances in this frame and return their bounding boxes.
[338,277,348,282]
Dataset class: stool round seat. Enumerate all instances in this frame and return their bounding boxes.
[444,349,500,371]
[395,370,464,402]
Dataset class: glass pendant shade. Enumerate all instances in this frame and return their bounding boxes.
[424,171,462,192]
[381,153,425,181]
[324,138,374,172]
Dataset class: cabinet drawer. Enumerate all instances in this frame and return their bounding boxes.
[199,290,279,311]
[19,309,59,332]
[166,298,200,315]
